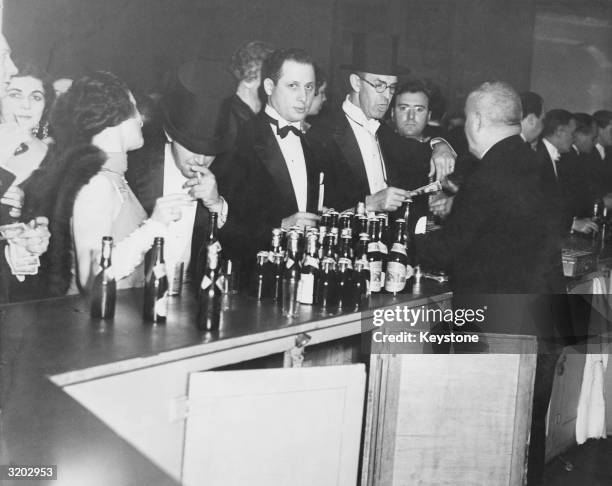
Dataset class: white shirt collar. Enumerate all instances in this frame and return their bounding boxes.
[265,104,301,130]
[543,138,561,162]
[342,96,380,135]
[596,142,606,160]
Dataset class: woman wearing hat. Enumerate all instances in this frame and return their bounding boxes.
[23,71,191,296]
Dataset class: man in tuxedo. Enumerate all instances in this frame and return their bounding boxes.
[593,110,612,164]
[417,81,564,486]
[127,60,229,286]
[519,91,545,147]
[571,113,603,204]
[536,109,596,235]
[310,34,455,214]
[219,48,323,271]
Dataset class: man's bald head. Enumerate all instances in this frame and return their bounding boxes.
[464,81,522,158]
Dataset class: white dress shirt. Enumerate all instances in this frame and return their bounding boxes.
[596,142,606,160]
[265,104,308,212]
[342,97,388,194]
[542,138,560,179]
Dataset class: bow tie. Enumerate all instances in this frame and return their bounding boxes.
[266,114,304,139]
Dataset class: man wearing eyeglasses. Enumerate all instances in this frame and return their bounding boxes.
[310,33,455,215]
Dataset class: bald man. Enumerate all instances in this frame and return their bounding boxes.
[417,81,565,486]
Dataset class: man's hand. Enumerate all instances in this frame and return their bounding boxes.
[281,212,320,230]
[0,185,24,219]
[429,193,454,219]
[365,187,410,212]
[183,166,223,211]
[572,217,599,234]
[429,141,456,181]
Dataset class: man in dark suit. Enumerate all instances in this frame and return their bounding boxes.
[127,60,229,286]
[417,81,565,486]
[593,111,612,206]
[219,48,323,271]
[536,109,597,236]
[310,34,455,215]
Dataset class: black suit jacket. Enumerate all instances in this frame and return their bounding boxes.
[309,107,426,212]
[417,135,566,339]
[126,129,215,276]
[219,112,323,268]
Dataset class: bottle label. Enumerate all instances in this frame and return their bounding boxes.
[369,261,383,292]
[380,271,386,287]
[378,242,388,254]
[285,257,294,269]
[216,275,226,292]
[153,263,166,279]
[296,273,315,304]
[367,242,379,253]
[303,256,319,269]
[200,275,212,290]
[155,291,168,317]
[338,257,353,269]
[385,262,407,292]
[391,243,407,255]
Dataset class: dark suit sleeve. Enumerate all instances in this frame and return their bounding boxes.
[0,166,16,198]
[416,169,493,270]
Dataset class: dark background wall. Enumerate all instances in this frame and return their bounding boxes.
[3,0,611,114]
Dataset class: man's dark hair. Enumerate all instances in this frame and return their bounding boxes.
[519,91,543,119]
[393,79,432,106]
[541,109,574,138]
[593,110,612,129]
[314,63,326,94]
[262,48,314,84]
[424,81,446,121]
[573,113,596,135]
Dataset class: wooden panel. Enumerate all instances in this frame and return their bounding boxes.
[363,334,537,486]
[181,365,366,486]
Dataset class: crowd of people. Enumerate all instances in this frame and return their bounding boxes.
[0,29,611,486]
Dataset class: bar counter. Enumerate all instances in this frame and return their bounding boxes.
[0,283,450,485]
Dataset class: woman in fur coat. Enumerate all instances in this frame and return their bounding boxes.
[23,71,190,296]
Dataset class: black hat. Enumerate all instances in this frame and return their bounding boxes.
[341,33,410,76]
[161,60,230,155]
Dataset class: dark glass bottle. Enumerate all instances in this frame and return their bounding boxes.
[592,201,601,242]
[367,219,384,293]
[297,233,319,305]
[269,228,285,302]
[143,237,169,323]
[90,236,116,319]
[384,219,408,295]
[315,257,337,311]
[339,228,354,262]
[336,257,353,311]
[251,251,270,300]
[197,243,223,331]
[282,230,302,317]
[329,210,340,229]
[352,259,371,309]
[196,212,220,283]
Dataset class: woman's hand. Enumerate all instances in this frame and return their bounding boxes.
[150,193,194,225]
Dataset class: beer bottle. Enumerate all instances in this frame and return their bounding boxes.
[297,233,319,305]
[282,230,301,317]
[143,237,169,323]
[368,218,384,293]
[196,212,221,283]
[252,251,270,300]
[352,259,371,310]
[600,207,609,252]
[339,228,354,262]
[384,219,408,295]
[592,201,601,242]
[90,236,116,319]
[315,257,337,311]
[269,228,285,302]
[336,257,353,311]
[329,210,340,229]
[197,243,223,331]
[376,214,389,287]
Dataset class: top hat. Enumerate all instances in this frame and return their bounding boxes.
[341,32,410,76]
[160,60,230,155]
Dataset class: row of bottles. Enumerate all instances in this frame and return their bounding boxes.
[90,212,228,332]
[252,213,415,316]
